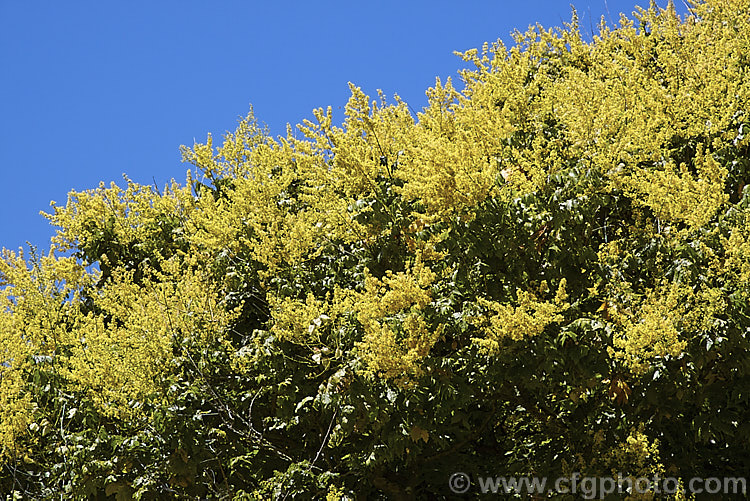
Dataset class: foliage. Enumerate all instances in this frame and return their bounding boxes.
[2,0,750,498]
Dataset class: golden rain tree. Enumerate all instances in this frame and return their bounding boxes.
[1,0,749,498]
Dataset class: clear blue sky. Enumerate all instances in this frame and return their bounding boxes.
[0,0,685,252]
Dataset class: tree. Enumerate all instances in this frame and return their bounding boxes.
[1,0,749,498]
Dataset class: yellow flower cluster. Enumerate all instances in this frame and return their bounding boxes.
[454,0,747,221]
[0,248,93,457]
[472,279,569,354]
[45,178,194,257]
[268,259,441,386]
[604,427,666,500]
[62,261,236,418]
[182,112,367,277]
[721,210,750,293]
[1,180,239,455]
[354,262,443,385]
[607,281,725,374]
[620,150,728,231]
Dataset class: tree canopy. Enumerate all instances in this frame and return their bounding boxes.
[1,0,749,498]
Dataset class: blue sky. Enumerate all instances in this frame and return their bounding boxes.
[0,1,686,252]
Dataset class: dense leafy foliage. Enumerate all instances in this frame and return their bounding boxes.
[2,1,750,498]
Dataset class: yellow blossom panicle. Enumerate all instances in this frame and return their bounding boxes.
[352,260,443,385]
[471,279,569,354]
[607,281,725,374]
[0,247,94,458]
